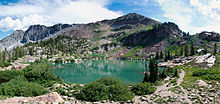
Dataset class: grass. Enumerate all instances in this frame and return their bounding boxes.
[181,57,220,90]
[116,25,153,42]
[168,86,185,94]
[122,46,142,59]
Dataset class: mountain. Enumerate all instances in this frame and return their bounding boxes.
[0,13,217,59]
[0,30,24,50]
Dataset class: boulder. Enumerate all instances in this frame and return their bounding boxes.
[195,53,216,67]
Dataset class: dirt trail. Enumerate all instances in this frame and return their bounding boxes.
[146,69,192,104]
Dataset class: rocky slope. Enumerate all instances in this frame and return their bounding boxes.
[198,31,220,41]
[0,30,24,50]
[0,13,218,59]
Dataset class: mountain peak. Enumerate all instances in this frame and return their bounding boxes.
[101,13,161,26]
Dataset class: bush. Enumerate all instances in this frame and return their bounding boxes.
[0,70,24,81]
[23,62,58,87]
[55,58,63,63]
[77,78,134,102]
[0,76,49,97]
[132,82,156,95]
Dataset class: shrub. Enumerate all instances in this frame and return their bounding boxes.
[23,62,58,86]
[55,58,63,63]
[131,82,156,95]
[0,70,24,81]
[77,78,134,102]
[0,76,49,97]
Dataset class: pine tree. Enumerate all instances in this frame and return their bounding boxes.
[184,44,188,57]
[2,48,7,62]
[15,46,20,60]
[8,52,11,62]
[167,51,171,60]
[148,58,158,83]
[173,68,178,77]
[190,44,195,56]
[155,52,159,60]
[143,64,149,82]
[179,46,183,56]
[0,51,2,64]
[214,43,217,55]
[29,47,34,56]
[160,51,163,59]
[175,49,178,57]
[204,47,208,54]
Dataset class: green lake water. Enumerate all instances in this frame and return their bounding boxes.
[51,60,147,84]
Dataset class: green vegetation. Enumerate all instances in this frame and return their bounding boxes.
[131,82,156,95]
[143,58,158,83]
[0,59,60,97]
[55,58,63,63]
[181,59,220,90]
[77,78,134,102]
[0,76,49,97]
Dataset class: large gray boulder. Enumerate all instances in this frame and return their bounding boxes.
[195,53,216,67]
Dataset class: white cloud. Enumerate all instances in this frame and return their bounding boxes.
[154,0,220,34]
[0,0,122,32]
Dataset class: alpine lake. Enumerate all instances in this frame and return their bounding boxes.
[51,60,163,84]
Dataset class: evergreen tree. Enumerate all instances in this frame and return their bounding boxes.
[173,68,178,77]
[15,46,20,60]
[2,48,7,62]
[190,44,195,56]
[204,47,208,54]
[179,46,183,56]
[167,51,171,60]
[184,44,188,57]
[0,51,2,64]
[8,52,11,62]
[214,43,217,55]
[160,69,167,79]
[160,51,163,59]
[175,49,178,57]
[143,64,149,82]
[155,52,159,60]
[29,47,34,56]
[148,58,158,83]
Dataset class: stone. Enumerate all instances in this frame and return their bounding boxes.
[195,53,216,67]
[197,80,209,87]
[209,97,214,101]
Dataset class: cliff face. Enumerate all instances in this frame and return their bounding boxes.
[21,24,72,43]
[120,22,183,47]
[0,30,25,50]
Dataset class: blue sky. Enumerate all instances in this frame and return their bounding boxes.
[0,0,220,39]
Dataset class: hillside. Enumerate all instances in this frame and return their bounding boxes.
[0,13,219,60]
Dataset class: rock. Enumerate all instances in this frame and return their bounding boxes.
[62,96,68,100]
[209,89,215,92]
[209,97,214,101]
[197,80,209,87]
[195,53,216,67]
[200,93,205,97]
[80,84,84,87]
[0,92,63,104]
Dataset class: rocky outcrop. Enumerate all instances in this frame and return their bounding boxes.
[21,24,72,43]
[198,31,220,41]
[0,92,63,104]
[0,30,24,50]
[121,22,183,47]
[195,53,216,67]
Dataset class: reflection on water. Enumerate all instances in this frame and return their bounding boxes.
[51,60,147,84]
